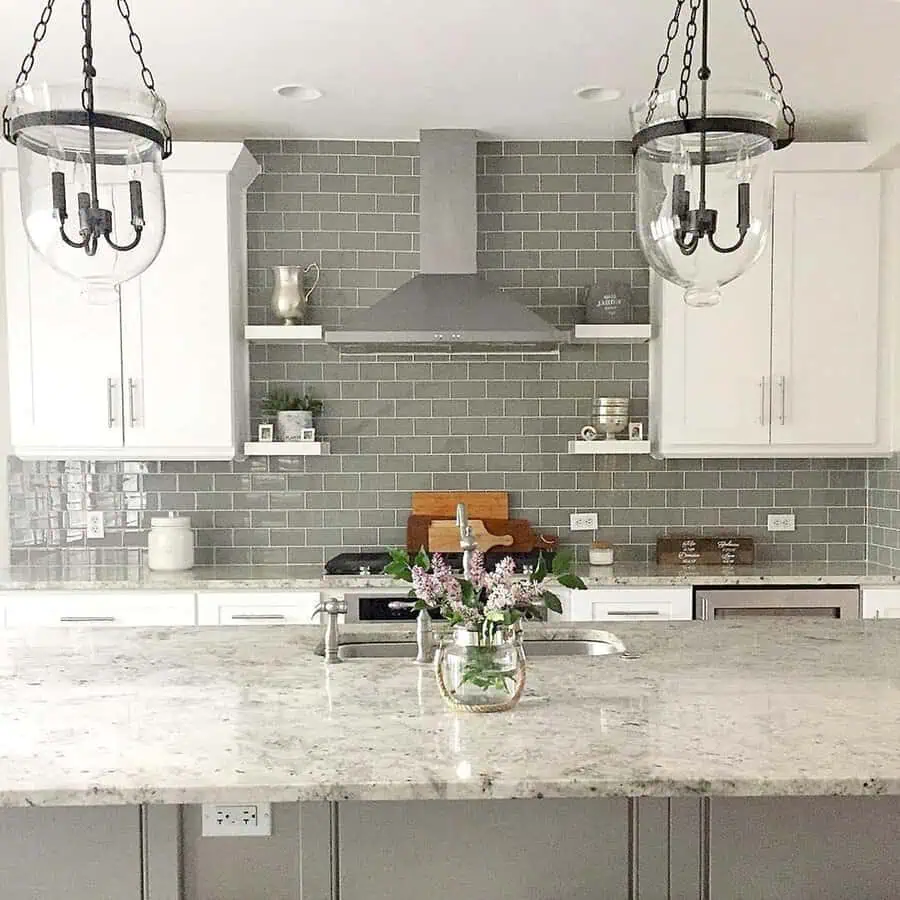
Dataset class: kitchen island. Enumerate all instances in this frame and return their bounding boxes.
[2,620,900,899]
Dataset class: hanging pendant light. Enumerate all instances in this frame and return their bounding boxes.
[630,0,795,307]
[2,0,172,291]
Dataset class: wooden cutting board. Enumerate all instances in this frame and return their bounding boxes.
[411,491,508,519]
[406,515,537,553]
[428,520,514,553]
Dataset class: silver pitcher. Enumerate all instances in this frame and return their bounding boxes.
[270,263,320,325]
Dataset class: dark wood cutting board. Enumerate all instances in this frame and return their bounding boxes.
[406,514,536,554]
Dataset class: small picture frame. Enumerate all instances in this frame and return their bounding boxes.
[299,427,316,442]
[257,423,274,442]
[628,421,643,441]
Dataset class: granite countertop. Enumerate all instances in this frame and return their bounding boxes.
[1,561,898,591]
[3,619,900,806]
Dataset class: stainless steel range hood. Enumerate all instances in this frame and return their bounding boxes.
[324,129,565,349]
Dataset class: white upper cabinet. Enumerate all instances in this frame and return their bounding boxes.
[652,163,888,458]
[769,173,881,449]
[1,143,258,459]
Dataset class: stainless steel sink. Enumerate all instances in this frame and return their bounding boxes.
[336,638,621,660]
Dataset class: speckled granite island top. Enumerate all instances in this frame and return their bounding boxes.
[0,560,898,590]
[2,620,900,807]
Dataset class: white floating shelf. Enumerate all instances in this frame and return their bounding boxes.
[244,441,330,456]
[244,325,324,342]
[568,439,651,455]
[572,324,652,343]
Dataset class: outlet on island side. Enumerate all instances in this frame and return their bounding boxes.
[767,514,796,533]
[201,802,272,837]
[570,512,599,531]
[86,511,105,539]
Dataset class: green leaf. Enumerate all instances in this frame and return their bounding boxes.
[541,591,564,614]
[533,552,548,582]
[557,573,587,590]
[412,547,431,571]
[460,581,476,605]
[551,549,573,576]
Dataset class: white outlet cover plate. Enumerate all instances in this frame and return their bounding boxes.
[201,803,272,837]
[570,512,599,531]
[86,511,104,539]
[767,514,796,532]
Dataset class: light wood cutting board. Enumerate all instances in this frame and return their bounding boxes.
[427,520,515,553]
[411,491,509,519]
[406,515,537,553]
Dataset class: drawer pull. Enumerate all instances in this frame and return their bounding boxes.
[606,610,662,616]
[59,615,116,623]
[229,613,287,621]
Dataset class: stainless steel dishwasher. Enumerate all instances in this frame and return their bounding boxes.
[695,586,861,620]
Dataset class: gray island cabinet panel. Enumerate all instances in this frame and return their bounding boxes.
[338,799,629,900]
[709,797,900,900]
[0,806,142,900]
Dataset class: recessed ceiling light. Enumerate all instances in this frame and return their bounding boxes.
[574,86,623,103]
[273,84,323,101]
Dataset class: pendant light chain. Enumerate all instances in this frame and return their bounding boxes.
[2,0,57,142]
[676,0,703,120]
[116,0,171,155]
[644,0,686,125]
[738,0,796,146]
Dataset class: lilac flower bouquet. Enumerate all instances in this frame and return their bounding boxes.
[384,547,586,641]
[385,547,586,703]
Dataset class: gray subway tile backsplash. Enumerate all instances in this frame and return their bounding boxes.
[8,139,882,567]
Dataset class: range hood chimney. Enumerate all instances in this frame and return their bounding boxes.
[324,129,566,349]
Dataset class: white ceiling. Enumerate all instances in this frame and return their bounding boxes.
[1,0,899,142]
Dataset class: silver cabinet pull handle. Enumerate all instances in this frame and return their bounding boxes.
[59,615,116,623]
[387,601,417,610]
[230,613,287,621]
[606,610,662,616]
[127,377,138,427]
[759,376,768,426]
[777,375,787,425]
[106,378,117,429]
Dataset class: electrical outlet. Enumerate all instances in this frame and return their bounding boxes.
[201,803,272,837]
[86,511,105,539]
[767,514,796,532]
[569,512,599,531]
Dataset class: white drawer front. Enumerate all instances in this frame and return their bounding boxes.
[565,587,693,621]
[4,591,197,627]
[197,591,321,625]
[862,588,900,619]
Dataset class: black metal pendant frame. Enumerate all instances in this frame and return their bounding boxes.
[634,0,795,258]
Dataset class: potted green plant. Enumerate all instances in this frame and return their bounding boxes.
[261,388,324,441]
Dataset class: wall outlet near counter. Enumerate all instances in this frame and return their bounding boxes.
[86,511,105,539]
[201,803,272,837]
[767,514,796,532]
[570,512,599,531]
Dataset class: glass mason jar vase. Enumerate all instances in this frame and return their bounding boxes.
[435,625,526,712]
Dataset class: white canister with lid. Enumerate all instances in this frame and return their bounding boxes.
[148,513,195,571]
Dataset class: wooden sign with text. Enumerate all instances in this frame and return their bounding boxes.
[656,536,755,566]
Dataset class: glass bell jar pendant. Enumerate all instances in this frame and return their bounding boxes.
[3,0,172,294]
[629,0,795,307]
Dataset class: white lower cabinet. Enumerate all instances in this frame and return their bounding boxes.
[3,591,196,627]
[861,587,900,619]
[558,586,693,621]
[196,591,321,625]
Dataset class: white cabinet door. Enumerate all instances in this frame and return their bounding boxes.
[120,173,238,458]
[3,173,124,457]
[653,247,773,454]
[861,587,900,619]
[563,587,693,621]
[4,591,196,627]
[770,172,883,450]
[197,591,321,625]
